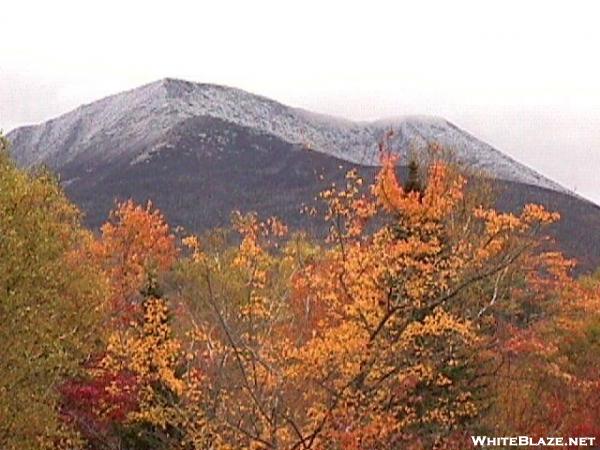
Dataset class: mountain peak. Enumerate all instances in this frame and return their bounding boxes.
[7,78,570,195]
[158,77,206,96]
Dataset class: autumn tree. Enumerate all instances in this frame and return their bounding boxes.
[92,200,178,324]
[270,153,559,448]
[0,134,106,450]
[169,149,560,449]
[175,213,310,448]
[60,201,225,449]
[489,260,600,443]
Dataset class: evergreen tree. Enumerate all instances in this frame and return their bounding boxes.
[404,158,422,194]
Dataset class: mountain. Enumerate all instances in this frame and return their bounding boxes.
[7,78,600,272]
[7,79,569,192]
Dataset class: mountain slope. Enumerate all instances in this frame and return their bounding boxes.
[7,78,600,273]
[9,78,568,193]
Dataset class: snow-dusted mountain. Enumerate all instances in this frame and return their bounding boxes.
[8,78,568,194]
[6,78,600,272]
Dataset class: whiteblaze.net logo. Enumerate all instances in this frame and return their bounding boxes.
[471,436,597,447]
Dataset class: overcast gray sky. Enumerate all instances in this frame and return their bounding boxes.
[2,0,599,203]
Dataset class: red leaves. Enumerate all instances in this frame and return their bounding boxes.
[58,370,138,439]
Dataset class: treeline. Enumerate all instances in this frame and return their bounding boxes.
[1,133,599,449]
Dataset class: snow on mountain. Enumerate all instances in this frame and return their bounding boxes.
[7,78,569,194]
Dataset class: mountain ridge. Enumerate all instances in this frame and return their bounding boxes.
[7,78,572,196]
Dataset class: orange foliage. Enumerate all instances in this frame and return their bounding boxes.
[93,200,177,321]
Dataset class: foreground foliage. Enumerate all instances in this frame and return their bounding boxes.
[0,136,106,449]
